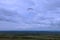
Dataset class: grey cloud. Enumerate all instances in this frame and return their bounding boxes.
[0,0,60,31]
[45,0,60,11]
[0,8,20,23]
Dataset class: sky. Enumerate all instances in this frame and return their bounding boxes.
[0,0,60,31]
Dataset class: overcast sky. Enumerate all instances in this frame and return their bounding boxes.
[0,0,60,31]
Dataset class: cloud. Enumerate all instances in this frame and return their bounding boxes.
[0,0,60,31]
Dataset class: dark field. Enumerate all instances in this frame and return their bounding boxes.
[0,31,60,40]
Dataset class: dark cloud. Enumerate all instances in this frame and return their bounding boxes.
[0,8,19,23]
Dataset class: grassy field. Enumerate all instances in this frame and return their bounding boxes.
[0,31,60,40]
[0,35,60,40]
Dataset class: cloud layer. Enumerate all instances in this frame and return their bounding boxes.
[0,0,60,31]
